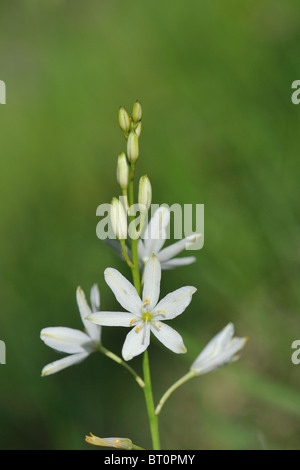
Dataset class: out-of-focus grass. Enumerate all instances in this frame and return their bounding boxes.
[0,0,300,449]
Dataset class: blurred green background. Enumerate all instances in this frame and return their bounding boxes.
[1,0,300,450]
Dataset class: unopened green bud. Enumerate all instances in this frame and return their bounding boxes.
[127,131,139,163]
[116,152,129,189]
[132,100,142,122]
[138,175,152,212]
[118,107,131,133]
[110,197,128,240]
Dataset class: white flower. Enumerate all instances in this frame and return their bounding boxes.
[86,255,196,361]
[40,285,101,376]
[190,323,247,375]
[85,434,134,449]
[138,206,201,270]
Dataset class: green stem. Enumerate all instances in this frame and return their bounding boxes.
[155,370,197,416]
[99,345,145,388]
[120,239,134,269]
[143,350,161,450]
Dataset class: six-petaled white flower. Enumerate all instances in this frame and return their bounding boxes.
[190,323,247,375]
[40,285,101,376]
[86,255,196,361]
[138,206,201,270]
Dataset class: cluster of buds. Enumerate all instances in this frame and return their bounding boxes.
[111,101,152,244]
[118,101,142,161]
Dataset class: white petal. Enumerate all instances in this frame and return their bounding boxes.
[76,287,101,343]
[104,268,142,313]
[122,323,151,361]
[142,255,161,308]
[90,284,100,312]
[41,352,89,376]
[86,311,138,327]
[142,207,170,256]
[40,327,91,354]
[217,323,235,350]
[160,257,196,270]
[153,286,197,320]
[191,337,247,375]
[191,323,234,369]
[150,322,186,354]
[158,234,201,262]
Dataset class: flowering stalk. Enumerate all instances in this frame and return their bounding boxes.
[126,128,161,449]
[41,100,247,451]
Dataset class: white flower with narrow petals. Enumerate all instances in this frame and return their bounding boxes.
[40,285,101,376]
[86,255,196,361]
[138,206,201,270]
[190,323,247,375]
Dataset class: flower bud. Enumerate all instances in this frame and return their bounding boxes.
[118,107,131,133]
[85,434,133,450]
[138,175,152,212]
[132,100,142,122]
[127,131,139,163]
[110,197,127,240]
[116,152,129,189]
[190,323,247,376]
[135,121,142,138]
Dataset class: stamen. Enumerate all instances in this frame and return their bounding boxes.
[142,298,150,307]
[157,309,166,315]
[135,326,141,333]
[130,318,136,325]
[142,320,148,344]
[152,321,162,332]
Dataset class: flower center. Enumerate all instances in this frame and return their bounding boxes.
[142,312,152,323]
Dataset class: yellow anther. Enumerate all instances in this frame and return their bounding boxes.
[157,310,166,315]
[142,298,150,307]
[135,326,141,333]
[130,318,136,325]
